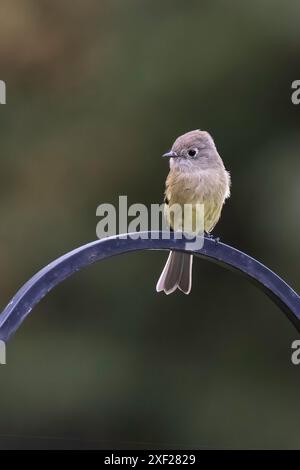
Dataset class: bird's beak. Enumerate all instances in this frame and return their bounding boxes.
[162,150,178,158]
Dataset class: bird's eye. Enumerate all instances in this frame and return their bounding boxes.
[188,148,198,157]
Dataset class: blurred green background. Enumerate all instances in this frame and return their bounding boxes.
[0,0,300,449]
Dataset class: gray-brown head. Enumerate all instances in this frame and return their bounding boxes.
[163,129,223,170]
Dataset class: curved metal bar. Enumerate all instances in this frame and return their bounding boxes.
[1,231,300,341]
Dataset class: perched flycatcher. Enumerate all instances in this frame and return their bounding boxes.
[156,130,231,295]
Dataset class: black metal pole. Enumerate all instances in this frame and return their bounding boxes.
[1,231,300,342]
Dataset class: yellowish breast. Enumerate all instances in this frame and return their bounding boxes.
[164,168,229,233]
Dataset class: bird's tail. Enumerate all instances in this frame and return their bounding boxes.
[156,251,193,295]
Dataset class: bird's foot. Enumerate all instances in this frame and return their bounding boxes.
[205,232,220,244]
[204,232,213,238]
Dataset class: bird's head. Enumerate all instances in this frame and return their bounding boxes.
[163,129,221,170]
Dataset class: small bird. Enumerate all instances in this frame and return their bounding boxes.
[156,130,231,295]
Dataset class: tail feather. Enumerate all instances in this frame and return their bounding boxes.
[178,253,193,294]
[156,251,193,295]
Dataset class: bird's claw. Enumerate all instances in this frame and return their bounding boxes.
[205,232,213,238]
[205,232,220,244]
